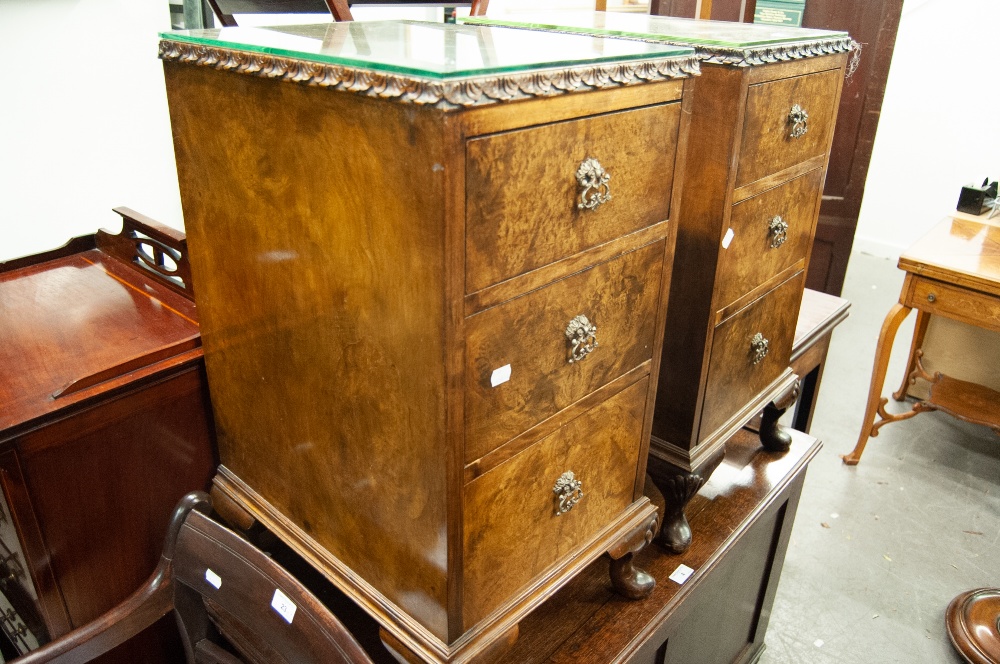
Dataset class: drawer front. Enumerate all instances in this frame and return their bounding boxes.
[462,377,647,628]
[909,279,1000,330]
[700,272,804,440]
[715,169,823,310]
[466,103,680,293]
[735,69,840,189]
[465,241,664,463]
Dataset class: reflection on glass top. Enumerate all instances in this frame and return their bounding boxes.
[159,21,695,79]
[459,11,848,48]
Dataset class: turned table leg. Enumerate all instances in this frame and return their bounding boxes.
[842,302,912,466]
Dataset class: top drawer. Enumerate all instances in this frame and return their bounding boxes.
[735,68,840,189]
[465,102,681,293]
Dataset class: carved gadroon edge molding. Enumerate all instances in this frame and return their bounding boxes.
[696,36,853,67]
[158,40,701,110]
[455,27,852,68]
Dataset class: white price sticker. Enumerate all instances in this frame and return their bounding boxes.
[490,364,512,387]
[668,564,695,585]
[271,589,297,624]
[205,568,222,589]
[722,228,735,249]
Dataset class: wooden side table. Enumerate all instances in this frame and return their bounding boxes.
[789,288,851,433]
[843,215,1000,465]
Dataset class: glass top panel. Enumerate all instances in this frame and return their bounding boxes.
[459,12,848,48]
[160,21,694,79]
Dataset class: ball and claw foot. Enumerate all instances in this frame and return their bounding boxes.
[759,379,800,453]
[607,509,658,600]
[659,507,694,555]
[759,402,793,452]
[646,450,725,555]
[610,553,655,599]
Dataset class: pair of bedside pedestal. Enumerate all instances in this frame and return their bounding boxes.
[160,15,850,664]
[461,12,850,554]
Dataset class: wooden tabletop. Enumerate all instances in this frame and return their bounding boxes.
[792,287,850,362]
[0,250,199,435]
[897,215,1000,297]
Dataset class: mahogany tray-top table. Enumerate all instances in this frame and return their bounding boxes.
[844,214,1000,465]
[0,209,216,661]
[461,11,851,553]
[160,21,700,664]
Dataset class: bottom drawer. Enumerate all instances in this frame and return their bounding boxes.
[462,377,648,628]
[700,272,804,440]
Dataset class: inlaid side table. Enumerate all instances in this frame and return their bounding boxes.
[844,214,1000,465]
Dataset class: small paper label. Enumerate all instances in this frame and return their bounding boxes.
[668,564,694,585]
[271,589,297,624]
[722,228,735,249]
[205,569,222,589]
[490,364,512,387]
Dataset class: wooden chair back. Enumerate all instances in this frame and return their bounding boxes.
[14,492,374,664]
[204,0,487,25]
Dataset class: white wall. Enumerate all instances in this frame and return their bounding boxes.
[0,0,184,261]
[3,2,997,262]
[852,0,1000,259]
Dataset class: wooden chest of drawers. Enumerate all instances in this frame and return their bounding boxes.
[160,21,698,664]
[650,47,848,552]
[461,13,851,552]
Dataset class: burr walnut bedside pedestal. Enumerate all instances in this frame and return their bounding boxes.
[160,21,699,664]
[461,12,852,553]
[844,214,1000,465]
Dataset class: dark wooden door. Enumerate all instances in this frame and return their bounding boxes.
[800,0,903,294]
[649,0,904,295]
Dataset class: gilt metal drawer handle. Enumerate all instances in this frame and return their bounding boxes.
[576,158,612,211]
[788,104,809,138]
[553,471,584,515]
[750,333,770,365]
[768,215,789,248]
[566,314,598,363]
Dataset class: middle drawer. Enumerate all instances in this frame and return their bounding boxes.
[714,168,823,311]
[465,241,665,464]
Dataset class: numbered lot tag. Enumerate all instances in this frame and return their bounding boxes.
[205,569,222,589]
[271,589,297,624]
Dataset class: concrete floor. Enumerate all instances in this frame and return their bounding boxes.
[759,251,1000,664]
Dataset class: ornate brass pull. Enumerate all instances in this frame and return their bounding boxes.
[566,315,598,363]
[788,104,809,138]
[553,471,583,515]
[576,158,612,211]
[750,332,770,365]
[768,215,789,249]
